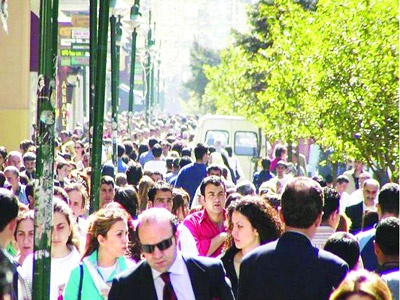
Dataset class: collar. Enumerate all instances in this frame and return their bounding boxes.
[199,208,225,224]
[284,230,312,242]
[151,251,186,280]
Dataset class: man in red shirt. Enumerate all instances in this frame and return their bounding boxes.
[183,176,227,257]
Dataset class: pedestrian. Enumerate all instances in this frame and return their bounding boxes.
[238,177,349,300]
[22,198,81,300]
[108,208,235,300]
[14,210,34,265]
[64,204,134,300]
[220,196,283,298]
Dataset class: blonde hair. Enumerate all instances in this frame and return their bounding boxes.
[329,269,392,300]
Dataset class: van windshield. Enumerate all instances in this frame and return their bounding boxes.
[235,131,258,156]
[205,130,229,147]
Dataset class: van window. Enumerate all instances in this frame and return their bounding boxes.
[205,130,229,147]
[235,131,258,156]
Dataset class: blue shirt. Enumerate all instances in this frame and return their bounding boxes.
[175,163,207,205]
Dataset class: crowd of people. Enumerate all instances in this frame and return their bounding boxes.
[0,114,398,300]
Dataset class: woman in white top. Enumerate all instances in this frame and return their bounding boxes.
[22,198,81,300]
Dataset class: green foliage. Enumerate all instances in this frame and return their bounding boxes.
[182,40,220,112]
[204,0,399,182]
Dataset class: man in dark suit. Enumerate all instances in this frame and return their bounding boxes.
[109,207,234,300]
[345,178,380,234]
[238,177,349,300]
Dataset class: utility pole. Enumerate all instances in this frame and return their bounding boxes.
[128,0,141,134]
[33,0,58,298]
[90,0,110,213]
[89,0,98,147]
[110,14,122,173]
[145,11,154,124]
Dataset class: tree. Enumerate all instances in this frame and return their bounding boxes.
[182,40,220,113]
[204,0,399,182]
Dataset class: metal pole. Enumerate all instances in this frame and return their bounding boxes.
[33,0,58,298]
[90,0,110,213]
[128,1,140,134]
[110,15,120,174]
[89,0,98,147]
[128,28,137,133]
[145,11,152,124]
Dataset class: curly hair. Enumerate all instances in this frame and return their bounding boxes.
[225,196,283,249]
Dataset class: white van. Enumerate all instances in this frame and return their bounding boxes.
[193,115,267,180]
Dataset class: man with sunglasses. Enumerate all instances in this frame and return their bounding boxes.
[109,208,234,300]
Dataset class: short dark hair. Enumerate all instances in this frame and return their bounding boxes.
[236,180,256,196]
[312,175,327,187]
[324,232,360,270]
[321,187,340,223]
[0,189,19,232]
[194,143,208,161]
[375,217,399,256]
[261,157,271,170]
[100,176,115,188]
[207,164,222,175]
[22,152,36,162]
[281,177,324,229]
[117,144,126,158]
[181,147,192,157]
[200,176,226,196]
[336,175,349,185]
[151,144,163,158]
[148,138,159,149]
[179,156,192,168]
[0,147,7,161]
[126,163,143,186]
[378,183,399,216]
[147,181,173,202]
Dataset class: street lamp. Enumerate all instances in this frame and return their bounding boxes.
[145,11,155,124]
[124,1,142,134]
[110,0,128,173]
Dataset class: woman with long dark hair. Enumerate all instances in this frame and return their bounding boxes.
[220,196,283,298]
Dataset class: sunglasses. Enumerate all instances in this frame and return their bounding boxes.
[141,235,174,254]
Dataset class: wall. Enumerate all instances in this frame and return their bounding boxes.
[0,0,31,151]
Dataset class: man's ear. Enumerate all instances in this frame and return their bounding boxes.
[314,212,323,228]
[199,195,205,207]
[147,201,153,209]
[8,218,17,234]
[373,240,382,257]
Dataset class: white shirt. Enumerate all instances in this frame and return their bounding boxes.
[22,246,81,300]
[144,160,168,176]
[177,224,199,255]
[311,226,336,249]
[151,251,196,300]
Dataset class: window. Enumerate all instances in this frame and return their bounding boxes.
[205,130,229,147]
[234,131,258,156]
